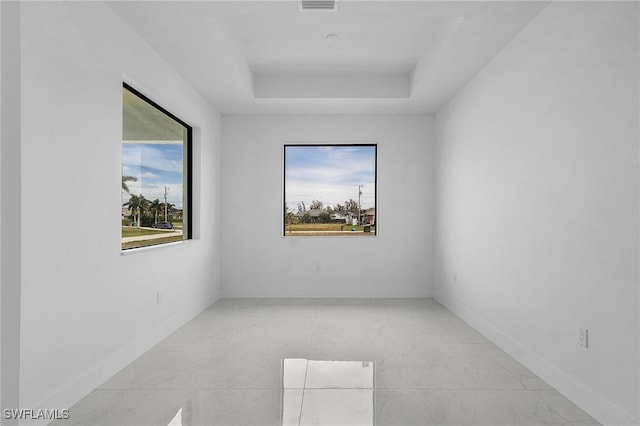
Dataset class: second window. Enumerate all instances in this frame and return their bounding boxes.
[284,144,377,236]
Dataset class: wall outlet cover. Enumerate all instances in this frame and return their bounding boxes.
[578,327,588,348]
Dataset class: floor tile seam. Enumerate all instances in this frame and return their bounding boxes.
[285,387,377,390]
[92,387,193,391]
[189,387,291,390]
[522,385,556,391]
[285,386,533,391]
[93,387,312,393]
[226,340,313,343]
[395,342,495,346]
[156,340,233,346]
[413,388,551,392]
[284,387,534,391]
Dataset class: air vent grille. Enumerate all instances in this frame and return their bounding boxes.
[299,0,337,11]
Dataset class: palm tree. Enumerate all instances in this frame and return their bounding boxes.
[122,194,138,225]
[122,175,137,193]
[150,199,162,224]
[123,194,149,226]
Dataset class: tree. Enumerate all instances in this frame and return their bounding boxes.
[150,199,162,224]
[297,202,306,214]
[344,199,359,214]
[310,200,323,210]
[122,176,137,193]
[123,194,150,226]
[322,205,334,223]
[284,203,295,228]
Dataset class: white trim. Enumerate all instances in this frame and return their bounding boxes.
[434,291,639,426]
[120,239,189,256]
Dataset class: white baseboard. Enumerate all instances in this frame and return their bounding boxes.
[434,291,638,426]
[20,296,219,426]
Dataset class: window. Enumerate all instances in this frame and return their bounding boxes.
[121,84,192,250]
[283,144,377,236]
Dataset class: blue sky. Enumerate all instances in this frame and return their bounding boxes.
[285,145,376,212]
[122,143,184,209]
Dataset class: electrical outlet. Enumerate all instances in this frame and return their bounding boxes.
[578,327,588,348]
[156,291,161,305]
[453,273,457,283]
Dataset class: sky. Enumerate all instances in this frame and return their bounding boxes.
[285,145,376,212]
[122,143,184,209]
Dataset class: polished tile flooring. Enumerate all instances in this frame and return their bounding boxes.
[52,299,600,426]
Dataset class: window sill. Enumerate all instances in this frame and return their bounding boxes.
[120,239,192,255]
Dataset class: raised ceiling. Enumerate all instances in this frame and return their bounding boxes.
[108,1,549,114]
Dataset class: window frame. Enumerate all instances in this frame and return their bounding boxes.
[282,143,378,237]
[122,83,193,250]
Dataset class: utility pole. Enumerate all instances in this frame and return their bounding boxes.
[358,184,363,226]
[164,186,169,221]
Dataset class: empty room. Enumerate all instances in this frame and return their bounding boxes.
[1,0,638,425]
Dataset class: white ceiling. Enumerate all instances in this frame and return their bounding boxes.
[108,1,549,114]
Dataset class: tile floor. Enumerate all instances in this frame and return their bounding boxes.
[51,299,600,426]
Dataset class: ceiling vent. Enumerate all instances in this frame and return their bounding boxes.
[299,0,338,11]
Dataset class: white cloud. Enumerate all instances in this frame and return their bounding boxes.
[122,145,183,174]
[284,146,376,211]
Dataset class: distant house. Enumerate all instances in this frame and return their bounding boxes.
[331,211,357,225]
[364,208,375,225]
[294,209,326,223]
[294,209,362,224]
[169,206,182,220]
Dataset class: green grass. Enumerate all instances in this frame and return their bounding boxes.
[286,223,345,231]
[121,227,174,238]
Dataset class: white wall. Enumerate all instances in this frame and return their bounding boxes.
[1,2,22,421]
[17,1,222,414]
[222,115,433,298]
[434,2,639,425]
